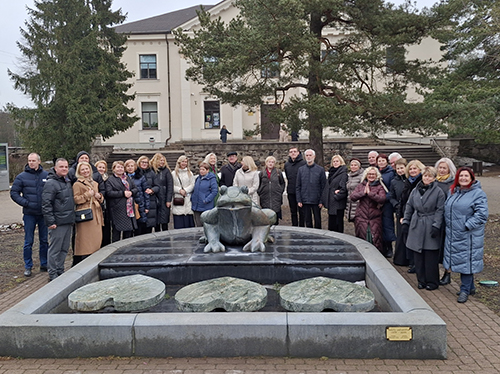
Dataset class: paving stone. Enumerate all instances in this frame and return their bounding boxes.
[279,276,375,312]
[68,274,165,312]
[175,276,267,312]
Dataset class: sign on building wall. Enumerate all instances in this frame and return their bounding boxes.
[0,144,9,191]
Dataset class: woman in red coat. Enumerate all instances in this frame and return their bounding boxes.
[350,166,387,253]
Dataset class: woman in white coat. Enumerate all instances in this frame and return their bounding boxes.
[233,156,260,205]
[171,156,196,229]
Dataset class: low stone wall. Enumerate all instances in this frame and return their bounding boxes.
[183,140,352,170]
[457,139,500,164]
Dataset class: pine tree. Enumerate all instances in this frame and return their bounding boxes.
[423,0,500,143]
[7,0,137,160]
[174,0,441,164]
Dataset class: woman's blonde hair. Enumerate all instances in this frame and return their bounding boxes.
[137,155,150,169]
[422,166,437,178]
[175,155,192,177]
[241,156,257,171]
[95,160,107,170]
[111,160,124,171]
[330,154,345,166]
[124,159,137,172]
[265,155,276,166]
[362,166,381,181]
[405,160,425,178]
[150,153,170,173]
[75,162,94,181]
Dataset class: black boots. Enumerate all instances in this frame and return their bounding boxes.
[439,272,451,285]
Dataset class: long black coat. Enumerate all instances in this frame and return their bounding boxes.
[321,165,348,214]
[105,174,138,232]
[257,168,285,215]
[155,166,174,225]
[284,153,306,195]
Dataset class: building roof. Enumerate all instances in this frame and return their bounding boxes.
[115,4,215,34]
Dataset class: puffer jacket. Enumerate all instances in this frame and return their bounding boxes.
[345,167,364,221]
[138,167,160,228]
[41,168,75,226]
[128,171,149,223]
[443,180,488,274]
[172,168,195,216]
[155,166,174,225]
[284,153,306,195]
[402,181,445,253]
[296,163,326,205]
[257,168,285,214]
[350,179,386,252]
[10,164,48,216]
[321,165,348,214]
[389,173,406,217]
[191,172,218,212]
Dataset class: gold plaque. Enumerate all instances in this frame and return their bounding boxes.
[386,327,412,341]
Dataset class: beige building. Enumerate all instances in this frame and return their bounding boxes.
[106,0,443,149]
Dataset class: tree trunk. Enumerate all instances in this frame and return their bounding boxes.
[307,11,324,167]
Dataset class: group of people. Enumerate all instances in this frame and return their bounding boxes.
[11,147,489,303]
[331,150,488,304]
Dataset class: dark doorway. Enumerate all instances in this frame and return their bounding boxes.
[260,104,280,140]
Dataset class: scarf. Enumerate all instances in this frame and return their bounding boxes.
[436,174,450,182]
[118,174,134,218]
[328,166,340,183]
[408,174,421,184]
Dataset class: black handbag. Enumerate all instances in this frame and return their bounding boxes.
[75,208,93,222]
[75,194,94,223]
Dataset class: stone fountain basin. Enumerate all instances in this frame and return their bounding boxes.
[0,227,446,359]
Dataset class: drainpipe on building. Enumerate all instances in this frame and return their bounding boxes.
[165,34,173,147]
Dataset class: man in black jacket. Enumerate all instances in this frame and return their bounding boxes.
[219,151,241,187]
[296,149,326,229]
[10,153,49,277]
[284,147,306,226]
[42,158,75,281]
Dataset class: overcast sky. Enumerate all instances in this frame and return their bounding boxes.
[0,0,438,109]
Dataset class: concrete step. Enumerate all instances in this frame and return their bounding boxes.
[106,150,184,170]
[351,145,441,167]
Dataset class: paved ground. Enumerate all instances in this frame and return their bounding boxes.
[0,175,499,373]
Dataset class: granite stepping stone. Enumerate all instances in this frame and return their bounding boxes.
[175,276,267,312]
[279,276,375,312]
[68,274,165,312]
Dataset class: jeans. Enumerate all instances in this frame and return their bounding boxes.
[460,273,475,294]
[22,214,48,270]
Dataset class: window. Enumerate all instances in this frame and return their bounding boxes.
[140,55,157,79]
[142,102,158,130]
[204,101,220,129]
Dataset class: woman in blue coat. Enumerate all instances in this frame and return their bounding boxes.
[191,162,219,227]
[443,167,488,303]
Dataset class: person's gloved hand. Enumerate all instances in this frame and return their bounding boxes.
[401,223,409,235]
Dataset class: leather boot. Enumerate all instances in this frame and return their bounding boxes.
[439,272,451,285]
